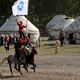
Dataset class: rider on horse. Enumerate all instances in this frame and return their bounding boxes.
[14,35,32,63]
[22,36,32,55]
[15,38,23,61]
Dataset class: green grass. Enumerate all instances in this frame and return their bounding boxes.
[0,37,80,58]
[38,37,80,56]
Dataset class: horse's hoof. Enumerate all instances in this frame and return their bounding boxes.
[34,69,35,72]
[21,73,23,75]
[26,70,28,72]
[12,75,14,77]
[31,67,34,69]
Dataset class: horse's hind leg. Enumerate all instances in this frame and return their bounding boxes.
[8,61,13,76]
[14,64,22,75]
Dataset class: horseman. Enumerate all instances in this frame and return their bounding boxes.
[22,36,32,55]
[14,35,32,63]
[15,38,23,61]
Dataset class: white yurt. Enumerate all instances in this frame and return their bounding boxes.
[46,15,67,30]
[52,17,75,31]
[64,17,80,44]
[45,15,67,39]
[0,15,40,43]
[50,17,75,39]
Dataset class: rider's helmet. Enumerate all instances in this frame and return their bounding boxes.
[26,38,30,43]
[18,39,23,44]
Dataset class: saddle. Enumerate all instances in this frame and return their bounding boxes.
[22,46,31,55]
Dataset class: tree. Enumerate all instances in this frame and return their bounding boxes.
[0,0,80,29]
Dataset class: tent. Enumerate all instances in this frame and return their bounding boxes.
[64,17,80,33]
[52,17,75,31]
[45,15,67,30]
[49,17,75,39]
[63,17,80,44]
[0,15,40,43]
[45,15,67,39]
[46,17,75,39]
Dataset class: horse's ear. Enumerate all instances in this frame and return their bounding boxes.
[32,46,35,49]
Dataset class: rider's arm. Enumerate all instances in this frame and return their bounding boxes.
[23,25,26,28]
[16,19,19,25]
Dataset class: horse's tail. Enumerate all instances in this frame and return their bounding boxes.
[1,57,7,64]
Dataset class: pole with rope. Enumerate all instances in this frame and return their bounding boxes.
[26,15,28,37]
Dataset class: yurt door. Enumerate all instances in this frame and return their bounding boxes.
[69,33,73,40]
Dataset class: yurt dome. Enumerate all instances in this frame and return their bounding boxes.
[0,15,40,43]
[45,15,67,30]
[64,17,80,33]
[51,17,75,31]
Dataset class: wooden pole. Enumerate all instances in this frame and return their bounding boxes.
[25,15,28,37]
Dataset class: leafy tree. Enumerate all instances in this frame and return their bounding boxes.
[0,0,80,30]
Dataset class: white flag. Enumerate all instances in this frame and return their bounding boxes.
[12,0,29,16]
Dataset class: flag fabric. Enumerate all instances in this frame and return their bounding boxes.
[12,0,29,16]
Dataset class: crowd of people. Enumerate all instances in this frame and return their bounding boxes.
[0,19,36,55]
[0,20,39,64]
[0,34,18,52]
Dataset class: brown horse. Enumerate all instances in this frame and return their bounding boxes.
[21,47,37,72]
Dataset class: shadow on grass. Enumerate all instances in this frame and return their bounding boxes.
[63,46,80,49]
[0,75,20,79]
[41,40,48,41]
[43,43,55,47]
[41,39,55,41]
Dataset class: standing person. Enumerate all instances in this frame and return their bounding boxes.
[35,40,39,53]
[37,32,41,48]
[0,36,1,47]
[4,36,9,52]
[55,40,60,54]
[1,34,4,46]
[16,19,26,39]
[9,34,13,45]
[59,30,64,47]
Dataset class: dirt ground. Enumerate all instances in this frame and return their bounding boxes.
[0,55,80,80]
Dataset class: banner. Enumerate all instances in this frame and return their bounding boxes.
[12,0,29,16]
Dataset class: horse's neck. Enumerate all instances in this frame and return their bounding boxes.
[29,51,34,57]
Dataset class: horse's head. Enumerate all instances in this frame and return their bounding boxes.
[31,47,37,55]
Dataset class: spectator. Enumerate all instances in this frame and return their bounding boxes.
[1,34,4,46]
[9,34,13,45]
[4,36,9,52]
[55,40,60,54]
[59,30,64,47]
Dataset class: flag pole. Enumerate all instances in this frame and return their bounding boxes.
[26,0,29,37]
[26,15,28,37]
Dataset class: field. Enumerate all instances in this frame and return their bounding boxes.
[0,37,80,80]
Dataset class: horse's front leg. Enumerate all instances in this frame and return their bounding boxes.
[8,61,13,76]
[23,64,28,72]
[31,63,36,72]
[18,64,23,75]
[14,64,18,70]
